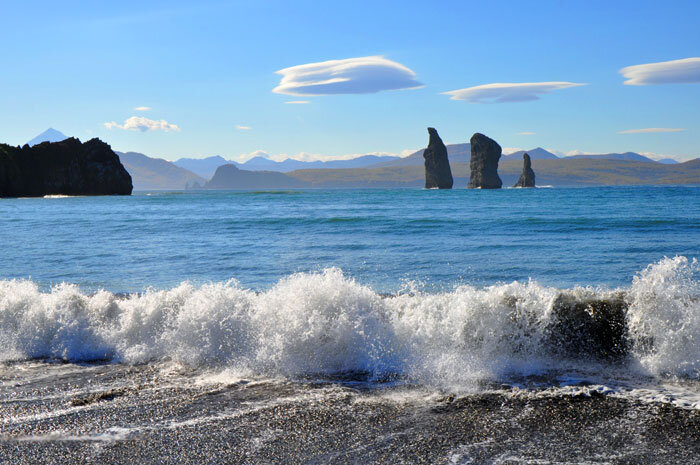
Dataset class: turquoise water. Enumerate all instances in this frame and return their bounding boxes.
[2,185,700,405]
[3,187,700,464]
[1,186,699,293]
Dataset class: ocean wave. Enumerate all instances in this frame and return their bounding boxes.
[0,257,698,387]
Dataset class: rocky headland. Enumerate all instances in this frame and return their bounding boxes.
[423,127,453,189]
[0,138,132,197]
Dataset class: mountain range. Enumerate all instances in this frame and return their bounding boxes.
[172,145,678,180]
[288,158,700,188]
[19,128,695,190]
[115,151,205,190]
[173,153,402,177]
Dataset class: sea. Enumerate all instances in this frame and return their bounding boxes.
[1,186,699,463]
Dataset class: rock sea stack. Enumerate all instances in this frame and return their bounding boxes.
[0,138,132,197]
[513,153,536,188]
[468,133,502,189]
[423,127,453,189]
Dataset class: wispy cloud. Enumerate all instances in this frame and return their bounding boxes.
[134,106,151,111]
[618,127,685,134]
[442,82,585,103]
[104,116,180,132]
[285,100,311,104]
[620,57,700,85]
[273,55,423,96]
[517,131,536,135]
[236,125,252,130]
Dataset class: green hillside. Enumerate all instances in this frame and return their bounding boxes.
[288,158,700,187]
[117,151,205,190]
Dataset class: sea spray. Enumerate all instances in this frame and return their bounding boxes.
[1,258,699,387]
[627,256,700,378]
[252,269,396,376]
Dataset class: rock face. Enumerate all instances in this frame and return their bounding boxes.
[513,153,536,187]
[0,138,132,197]
[422,127,453,189]
[468,133,502,189]
[546,294,629,360]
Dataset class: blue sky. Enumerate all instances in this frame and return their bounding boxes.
[1,0,699,161]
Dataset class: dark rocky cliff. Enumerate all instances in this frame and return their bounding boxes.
[0,138,132,197]
[513,153,536,187]
[468,133,502,189]
[423,127,453,189]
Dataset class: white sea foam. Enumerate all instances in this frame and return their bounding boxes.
[626,256,700,377]
[0,258,698,390]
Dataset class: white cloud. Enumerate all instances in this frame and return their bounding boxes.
[502,147,524,155]
[561,150,595,157]
[134,106,151,111]
[235,150,275,162]
[618,127,685,134]
[272,55,423,96]
[290,152,326,162]
[547,149,595,157]
[236,125,252,130]
[442,82,585,103]
[620,57,700,85]
[517,131,536,136]
[285,100,311,104]
[638,152,681,162]
[104,116,180,132]
[233,150,314,163]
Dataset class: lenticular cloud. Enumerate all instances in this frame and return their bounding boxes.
[442,82,585,104]
[620,57,700,85]
[272,56,423,96]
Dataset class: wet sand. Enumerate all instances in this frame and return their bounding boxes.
[1,362,699,464]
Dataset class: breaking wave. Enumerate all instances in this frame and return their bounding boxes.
[0,257,698,387]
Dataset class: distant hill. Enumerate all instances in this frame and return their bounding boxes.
[117,151,205,190]
[287,158,700,188]
[657,158,679,164]
[375,143,471,167]
[205,164,307,189]
[112,145,696,190]
[375,145,559,168]
[566,152,656,163]
[26,128,68,146]
[502,147,559,161]
[173,156,228,179]
[377,146,666,168]
[238,154,401,172]
[174,154,402,176]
